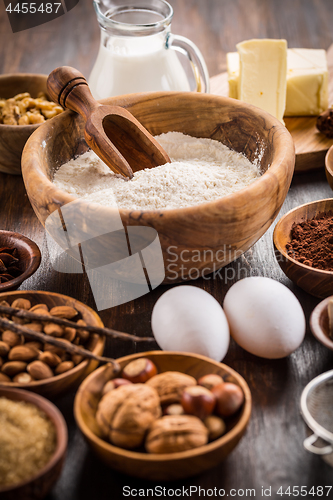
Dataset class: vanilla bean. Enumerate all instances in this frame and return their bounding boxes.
[0,316,121,373]
[0,305,155,343]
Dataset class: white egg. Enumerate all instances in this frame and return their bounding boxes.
[223,277,306,359]
[151,286,230,362]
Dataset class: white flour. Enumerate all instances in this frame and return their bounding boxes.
[53,132,261,210]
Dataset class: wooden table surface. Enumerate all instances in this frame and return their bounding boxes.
[1,0,333,497]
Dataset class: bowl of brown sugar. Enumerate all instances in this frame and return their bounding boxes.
[0,387,67,500]
[273,198,333,298]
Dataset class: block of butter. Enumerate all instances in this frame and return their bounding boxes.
[285,48,328,116]
[227,46,329,116]
[236,39,288,123]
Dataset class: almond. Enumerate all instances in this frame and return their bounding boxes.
[11,298,31,310]
[76,319,90,342]
[71,354,84,365]
[25,322,43,332]
[29,303,48,312]
[8,345,39,362]
[0,372,11,383]
[13,372,34,384]
[43,323,64,337]
[50,305,78,319]
[44,343,66,358]
[2,330,23,347]
[55,361,74,374]
[25,341,43,350]
[27,360,53,380]
[0,341,10,357]
[63,327,76,342]
[38,351,61,367]
[2,361,27,376]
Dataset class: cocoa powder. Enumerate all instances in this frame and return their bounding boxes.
[286,211,333,271]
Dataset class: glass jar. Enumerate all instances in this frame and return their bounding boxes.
[88,0,210,99]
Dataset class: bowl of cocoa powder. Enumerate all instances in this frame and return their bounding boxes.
[273,198,333,298]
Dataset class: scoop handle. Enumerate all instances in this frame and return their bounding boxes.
[47,66,100,121]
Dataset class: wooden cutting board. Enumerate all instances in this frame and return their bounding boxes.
[210,44,333,173]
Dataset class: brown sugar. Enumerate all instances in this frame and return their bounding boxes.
[0,397,57,487]
[286,211,333,271]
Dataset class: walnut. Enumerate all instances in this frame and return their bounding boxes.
[96,384,161,449]
[145,415,208,453]
[146,371,196,405]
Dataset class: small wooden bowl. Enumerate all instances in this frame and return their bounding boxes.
[0,230,41,292]
[0,290,105,398]
[325,145,333,191]
[310,296,333,350]
[74,351,252,481]
[273,198,333,298]
[22,91,295,283]
[0,387,67,500]
[0,73,48,175]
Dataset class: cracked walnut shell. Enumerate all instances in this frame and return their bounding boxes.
[146,371,196,405]
[96,383,161,449]
[145,415,209,453]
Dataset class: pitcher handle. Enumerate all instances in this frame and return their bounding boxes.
[166,33,210,93]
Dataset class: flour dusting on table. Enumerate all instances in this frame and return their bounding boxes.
[53,132,261,210]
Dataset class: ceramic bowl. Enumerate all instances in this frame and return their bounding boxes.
[0,230,41,292]
[74,351,252,481]
[21,91,295,284]
[273,198,333,298]
[0,386,67,500]
[310,296,333,350]
[325,145,333,191]
[0,73,49,175]
[0,290,105,398]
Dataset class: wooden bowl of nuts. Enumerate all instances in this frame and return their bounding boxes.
[310,296,333,351]
[0,73,63,175]
[0,230,41,291]
[74,351,251,481]
[0,290,105,398]
[0,386,67,500]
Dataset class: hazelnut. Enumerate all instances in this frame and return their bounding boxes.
[122,358,158,383]
[198,373,224,390]
[204,415,226,441]
[163,404,185,416]
[211,382,244,417]
[181,385,216,420]
[102,378,132,396]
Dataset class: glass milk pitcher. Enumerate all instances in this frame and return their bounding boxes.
[88,0,210,99]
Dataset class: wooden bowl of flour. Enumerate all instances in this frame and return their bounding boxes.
[21,92,295,283]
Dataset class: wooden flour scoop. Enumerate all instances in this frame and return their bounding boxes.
[47,66,170,179]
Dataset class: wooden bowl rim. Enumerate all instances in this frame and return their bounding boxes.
[0,73,48,131]
[273,198,333,277]
[0,230,41,291]
[22,91,295,217]
[0,386,67,493]
[325,145,333,184]
[74,350,252,462]
[310,296,333,351]
[0,290,105,389]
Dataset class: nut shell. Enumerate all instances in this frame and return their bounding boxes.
[146,371,196,405]
[145,415,208,453]
[96,383,161,449]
